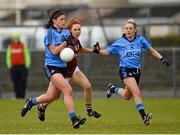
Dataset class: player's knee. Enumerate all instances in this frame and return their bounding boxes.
[83,83,92,90]
[124,91,132,100]
[124,96,131,100]
[124,95,132,100]
[63,87,73,96]
[134,91,142,98]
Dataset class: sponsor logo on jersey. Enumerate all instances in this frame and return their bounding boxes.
[124,50,140,59]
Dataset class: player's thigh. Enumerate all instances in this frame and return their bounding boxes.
[51,73,72,95]
[123,77,141,96]
[72,70,91,89]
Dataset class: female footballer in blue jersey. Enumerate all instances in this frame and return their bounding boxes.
[20,9,86,129]
[99,19,169,125]
[37,19,101,121]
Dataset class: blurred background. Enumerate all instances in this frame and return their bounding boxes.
[0,0,180,99]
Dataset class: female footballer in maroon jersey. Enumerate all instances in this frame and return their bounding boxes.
[37,19,101,121]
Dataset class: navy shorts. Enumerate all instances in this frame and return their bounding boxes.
[119,67,141,84]
[44,65,67,81]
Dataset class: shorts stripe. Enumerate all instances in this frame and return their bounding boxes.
[44,65,51,80]
[122,71,127,78]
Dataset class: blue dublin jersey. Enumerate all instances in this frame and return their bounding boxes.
[106,34,152,69]
[44,27,71,67]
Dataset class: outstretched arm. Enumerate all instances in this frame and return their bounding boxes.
[79,47,93,53]
[148,47,169,67]
[79,42,100,54]
[80,48,110,56]
[148,47,162,59]
[79,42,110,56]
[99,50,110,56]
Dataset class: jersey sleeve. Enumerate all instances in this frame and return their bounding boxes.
[141,36,152,51]
[61,28,71,40]
[63,29,71,38]
[24,44,31,68]
[6,45,12,68]
[44,29,56,46]
[106,40,119,55]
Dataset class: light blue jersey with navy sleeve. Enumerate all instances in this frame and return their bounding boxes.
[106,34,152,69]
[44,27,71,67]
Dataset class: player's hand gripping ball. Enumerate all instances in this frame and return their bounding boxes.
[60,48,74,62]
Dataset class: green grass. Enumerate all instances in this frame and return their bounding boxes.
[0,98,180,134]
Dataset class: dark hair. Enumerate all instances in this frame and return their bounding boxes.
[44,9,65,29]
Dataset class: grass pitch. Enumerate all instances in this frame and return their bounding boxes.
[0,98,180,134]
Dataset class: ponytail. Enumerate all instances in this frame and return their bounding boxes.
[44,9,65,29]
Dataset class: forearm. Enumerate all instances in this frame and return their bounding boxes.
[81,48,110,55]
[79,47,93,53]
[49,42,67,55]
[149,48,162,60]
[99,50,110,56]
[149,47,170,67]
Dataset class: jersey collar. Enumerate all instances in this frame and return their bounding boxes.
[51,26,62,33]
[122,33,136,42]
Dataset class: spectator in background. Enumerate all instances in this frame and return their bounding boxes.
[6,32,31,99]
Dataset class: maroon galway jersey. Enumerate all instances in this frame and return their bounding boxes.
[66,39,82,78]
